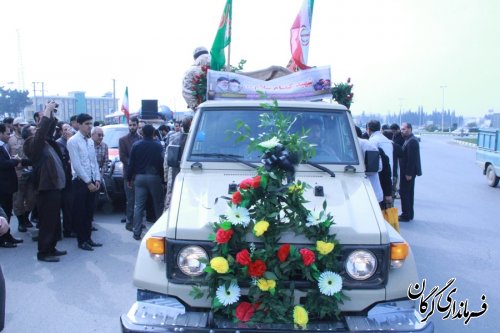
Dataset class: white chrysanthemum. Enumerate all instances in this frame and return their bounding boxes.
[216,283,241,306]
[318,271,342,296]
[226,205,250,227]
[306,210,327,227]
[258,136,280,149]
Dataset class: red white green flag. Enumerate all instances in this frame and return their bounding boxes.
[121,86,130,122]
[288,0,315,71]
[210,0,232,71]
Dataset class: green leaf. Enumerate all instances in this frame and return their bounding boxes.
[220,221,232,231]
[263,272,278,280]
[189,286,204,299]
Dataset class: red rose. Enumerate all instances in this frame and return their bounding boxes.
[277,244,290,263]
[299,248,316,266]
[232,191,242,205]
[236,249,251,266]
[251,175,261,188]
[239,178,253,190]
[215,228,233,244]
[235,302,255,322]
[248,260,267,278]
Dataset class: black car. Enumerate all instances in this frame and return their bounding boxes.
[100,124,129,210]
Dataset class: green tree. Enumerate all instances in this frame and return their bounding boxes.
[0,87,32,116]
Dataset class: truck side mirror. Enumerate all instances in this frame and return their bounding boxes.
[167,145,181,168]
[365,150,380,173]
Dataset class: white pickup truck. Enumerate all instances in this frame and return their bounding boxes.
[120,99,433,333]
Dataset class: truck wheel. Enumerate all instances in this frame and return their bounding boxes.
[486,165,499,187]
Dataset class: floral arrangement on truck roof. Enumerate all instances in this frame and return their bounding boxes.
[190,101,346,329]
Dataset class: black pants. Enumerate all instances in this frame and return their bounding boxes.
[400,176,416,219]
[72,179,96,245]
[0,193,13,244]
[61,185,74,233]
[37,190,62,255]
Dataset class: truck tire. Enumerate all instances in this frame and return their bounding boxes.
[486,164,499,187]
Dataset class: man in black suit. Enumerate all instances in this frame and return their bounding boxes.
[399,122,422,222]
[0,123,24,248]
[24,101,68,262]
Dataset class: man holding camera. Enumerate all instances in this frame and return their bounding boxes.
[23,101,68,262]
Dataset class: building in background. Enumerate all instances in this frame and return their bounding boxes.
[29,91,117,122]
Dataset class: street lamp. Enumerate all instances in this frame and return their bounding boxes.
[440,85,447,132]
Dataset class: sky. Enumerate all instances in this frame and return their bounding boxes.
[1,0,499,118]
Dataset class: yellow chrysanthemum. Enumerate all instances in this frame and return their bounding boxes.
[316,240,335,255]
[267,279,276,290]
[293,305,308,328]
[253,220,270,237]
[257,279,276,291]
[210,257,229,274]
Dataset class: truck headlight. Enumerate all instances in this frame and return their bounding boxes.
[177,246,208,277]
[345,250,377,280]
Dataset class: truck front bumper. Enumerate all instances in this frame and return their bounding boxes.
[121,297,434,333]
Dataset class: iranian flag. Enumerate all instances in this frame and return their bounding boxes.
[288,0,315,71]
[121,86,130,122]
[210,0,232,71]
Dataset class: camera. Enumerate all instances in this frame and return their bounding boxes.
[54,102,59,113]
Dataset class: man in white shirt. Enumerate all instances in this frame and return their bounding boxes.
[366,120,393,203]
[67,113,103,251]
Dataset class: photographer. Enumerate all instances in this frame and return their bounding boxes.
[23,100,68,262]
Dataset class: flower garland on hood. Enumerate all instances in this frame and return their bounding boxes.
[191,101,346,328]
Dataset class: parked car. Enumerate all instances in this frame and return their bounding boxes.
[101,124,129,206]
[476,129,500,187]
[414,130,422,142]
[452,128,469,137]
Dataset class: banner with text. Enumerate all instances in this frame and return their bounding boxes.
[207,66,331,101]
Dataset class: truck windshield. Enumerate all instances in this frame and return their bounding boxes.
[188,107,359,165]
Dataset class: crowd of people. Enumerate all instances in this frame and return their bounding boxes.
[357,121,422,222]
[0,101,192,263]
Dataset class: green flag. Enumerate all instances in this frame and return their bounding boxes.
[210,0,232,71]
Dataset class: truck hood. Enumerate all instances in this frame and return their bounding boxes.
[172,170,383,245]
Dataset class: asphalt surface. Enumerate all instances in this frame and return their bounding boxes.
[393,134,499,332]
[1,208,139,333]
[1,134,499,332]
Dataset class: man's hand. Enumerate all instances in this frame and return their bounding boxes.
[87,182,98,192]
[44,100,57,118]
[127,180,133,189]
[405,175,413,181]
[95,181,101,191]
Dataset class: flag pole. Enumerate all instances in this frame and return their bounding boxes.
[226,41,231,71]
[226,2,232,71]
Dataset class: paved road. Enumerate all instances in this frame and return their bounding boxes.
[394,134,499,332]
[1,134,498,332]
[1,209,139,333]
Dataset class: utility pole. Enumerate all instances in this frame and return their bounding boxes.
[440,85,447,132]
[32,82,37,112]
[112,79,116,113]
[32,81,45,112]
